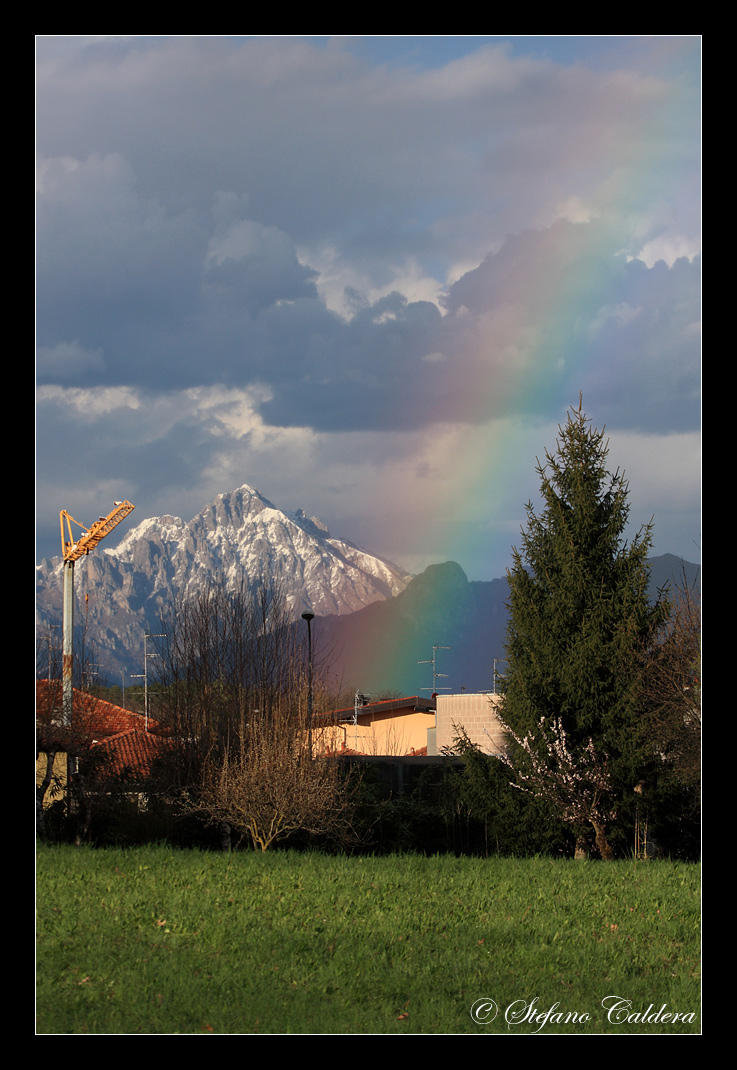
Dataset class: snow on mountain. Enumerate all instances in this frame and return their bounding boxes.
[36,484,412,677]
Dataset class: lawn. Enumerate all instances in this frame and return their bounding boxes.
[36,845,700,1034]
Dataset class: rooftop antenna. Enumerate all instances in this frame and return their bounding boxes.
[493,658,508,694]
[353,691,371,753]
[130,632,166,732]
[419,645,450,696]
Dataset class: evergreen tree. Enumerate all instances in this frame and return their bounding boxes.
[499,400,668,857]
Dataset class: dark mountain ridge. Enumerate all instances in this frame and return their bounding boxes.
[312,555,700,699]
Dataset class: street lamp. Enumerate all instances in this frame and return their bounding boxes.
[301,612,314,757]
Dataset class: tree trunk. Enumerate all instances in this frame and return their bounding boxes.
[218,822,232,852]
[591,820,614,860]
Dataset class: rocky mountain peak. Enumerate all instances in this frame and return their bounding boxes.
[36,483,412,679]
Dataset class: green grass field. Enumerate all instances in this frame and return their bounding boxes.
[36,845,700,1034]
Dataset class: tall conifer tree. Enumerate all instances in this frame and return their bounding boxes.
[500,400,667,856]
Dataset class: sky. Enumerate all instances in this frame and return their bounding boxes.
[36,36,701,581]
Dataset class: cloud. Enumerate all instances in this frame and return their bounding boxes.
[635,233,702,268]
[36,341,106,379]
[35,36,700,576]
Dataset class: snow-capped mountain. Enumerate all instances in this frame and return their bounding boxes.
[36,484,412,678]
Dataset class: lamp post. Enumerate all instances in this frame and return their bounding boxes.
[301,612,314,757]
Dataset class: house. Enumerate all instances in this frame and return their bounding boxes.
[313,695,436,757]
[36,680,172,805]
[36,680,170,743]
[87,727,172,781]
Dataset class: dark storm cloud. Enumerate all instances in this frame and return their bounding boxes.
[36,147,699,433]
[36,37,700,573]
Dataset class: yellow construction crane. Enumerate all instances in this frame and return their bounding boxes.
[60,501,135,563]
[57,500,135,729]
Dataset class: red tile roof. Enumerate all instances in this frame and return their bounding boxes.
[36,680,169,738]
[89,727,172,779]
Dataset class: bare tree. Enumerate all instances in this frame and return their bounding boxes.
[196,708,357,851]
[152,574,357,848]
[152,577,300,783]
[640,571,701,789]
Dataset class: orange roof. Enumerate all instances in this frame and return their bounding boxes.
[89,727,172,779]
[36,680,170,740]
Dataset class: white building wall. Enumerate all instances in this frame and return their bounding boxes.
[435,693,507,755]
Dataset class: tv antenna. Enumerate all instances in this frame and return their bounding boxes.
[419,645,450,695]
